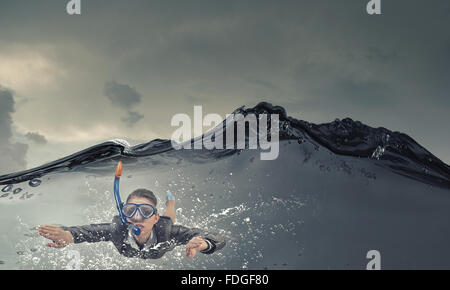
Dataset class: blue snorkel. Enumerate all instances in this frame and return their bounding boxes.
[114,161,141,236]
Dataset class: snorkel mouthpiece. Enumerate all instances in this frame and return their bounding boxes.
[114,161,141,236]
[131,226,141,236]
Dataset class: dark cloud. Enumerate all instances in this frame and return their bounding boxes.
[0,86,28,174]
[363,47,400,63]
[0,87,14,140]
[186,95,209,104]
[0,0,448,162]
[311,78,395,110]
[104,80,142,110]
[121,111,144,127]
[243,76,280,92]
[25,132,47,145]
[104,80,144,127]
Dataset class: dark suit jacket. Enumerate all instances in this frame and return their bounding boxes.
[61,215,226,259]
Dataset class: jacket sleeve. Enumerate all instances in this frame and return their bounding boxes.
[61,223,115,244]
[169,224,226,255]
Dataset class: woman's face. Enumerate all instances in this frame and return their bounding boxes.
[125,196,159,240]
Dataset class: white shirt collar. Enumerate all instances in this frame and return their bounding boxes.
[126,228,156,251]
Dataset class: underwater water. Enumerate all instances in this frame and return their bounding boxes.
[0,102,449,269]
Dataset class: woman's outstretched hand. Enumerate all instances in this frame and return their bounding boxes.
[185,236,208,258]
[38,225,74,248]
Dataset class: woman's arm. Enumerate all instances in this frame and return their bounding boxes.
[170,224,226,257]
[60,223,115,243]
[38,222,115,247]
[38,225,74,248]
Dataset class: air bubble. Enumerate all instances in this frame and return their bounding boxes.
[2,184,12,192]
[13,188,23,195]
[29,179,42,187]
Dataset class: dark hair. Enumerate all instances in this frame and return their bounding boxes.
[126,188,158,206]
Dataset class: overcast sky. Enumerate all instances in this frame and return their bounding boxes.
[0,0,449,173]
